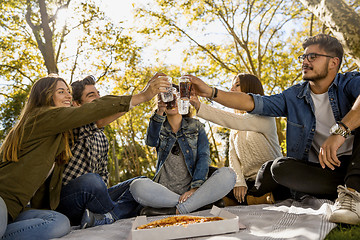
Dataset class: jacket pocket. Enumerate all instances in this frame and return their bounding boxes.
[159,133,168,151]
[287,120,305,153]
[184,129,198,150]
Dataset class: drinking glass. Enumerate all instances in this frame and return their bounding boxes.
[166,88,177,110]
[160,76,174,102]
[177,97,190,115]
[179,76,192,100]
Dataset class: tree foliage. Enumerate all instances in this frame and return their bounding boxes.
[134,0,308,91]
[1,0,360,183]
[299,0,360,67]
[0,0,140,137]
[0,0,156,184]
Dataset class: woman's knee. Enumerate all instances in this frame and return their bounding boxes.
[0,196,7,238]
[214,167,237,186]
[129,178,151,198]
[9,210,70,239]
[49,211,70,238]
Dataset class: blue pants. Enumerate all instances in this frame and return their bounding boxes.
[0,197,7,238]
[57,173,143,225]
[130,167,236,214]
[1,207,70,240]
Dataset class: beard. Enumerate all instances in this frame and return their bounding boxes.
[302,63,329,82]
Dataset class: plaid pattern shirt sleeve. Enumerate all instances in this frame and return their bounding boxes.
[62,122,109,186]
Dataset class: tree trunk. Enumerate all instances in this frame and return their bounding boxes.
[25,0,59,74]
[112,138,120,183]
[207,122,221,166]
[299,0,360,67]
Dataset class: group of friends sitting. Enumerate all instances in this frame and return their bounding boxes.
[0,33,360,240]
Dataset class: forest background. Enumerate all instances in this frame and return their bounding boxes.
[0,0,360,186]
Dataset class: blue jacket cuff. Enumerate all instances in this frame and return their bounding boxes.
[151,111,166,123]
[248,93,263,114]
[191,180,204,189]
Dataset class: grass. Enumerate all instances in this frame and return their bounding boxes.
[325,224,360,240]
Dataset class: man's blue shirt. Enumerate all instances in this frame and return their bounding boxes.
[250,72,360,161]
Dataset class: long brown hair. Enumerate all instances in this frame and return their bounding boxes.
[0,75,73,164]
[233,73,264,95]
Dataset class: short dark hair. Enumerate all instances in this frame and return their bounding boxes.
[234,73,264,96]
[302,34,344,68]
[71,75,96,103]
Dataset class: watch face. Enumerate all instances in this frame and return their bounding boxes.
[330,124,338,134]
[329,123,347,137]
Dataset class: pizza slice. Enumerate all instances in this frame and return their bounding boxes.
[136,215,224,229]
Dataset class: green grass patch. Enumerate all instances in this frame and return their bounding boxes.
[325,224,360,240]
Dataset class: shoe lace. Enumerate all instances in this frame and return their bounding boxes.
[335,186,360,212]
[93,212,114,225]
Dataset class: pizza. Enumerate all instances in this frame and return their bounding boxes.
[136,215,224,229]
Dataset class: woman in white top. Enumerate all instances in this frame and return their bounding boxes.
[191,73,283,204]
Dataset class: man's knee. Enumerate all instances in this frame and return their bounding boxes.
[71,173,107,193]
[271,157,296,183]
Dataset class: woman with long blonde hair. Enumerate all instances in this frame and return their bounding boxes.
[0,73,167,239]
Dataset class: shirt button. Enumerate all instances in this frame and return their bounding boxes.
[182,139,185,141]
[330,98,334,101]
[186,150,189,153]
[311,129,315,132]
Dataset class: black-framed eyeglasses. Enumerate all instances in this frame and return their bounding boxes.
[298,53,335,63]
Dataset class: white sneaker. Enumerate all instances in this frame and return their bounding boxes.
[329,185,360,225]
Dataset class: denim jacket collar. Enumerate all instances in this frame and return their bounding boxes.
[297,75,340,106]
[162,117,191,136]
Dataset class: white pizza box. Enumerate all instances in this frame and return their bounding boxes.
[131,206,242,240]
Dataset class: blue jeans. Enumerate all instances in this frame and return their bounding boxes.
[57,173,144,225]
[130,167,236,214]
[0,197,7,238]
[1,209,70,240]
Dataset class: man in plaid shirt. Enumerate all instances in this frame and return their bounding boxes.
[56,76,144,228]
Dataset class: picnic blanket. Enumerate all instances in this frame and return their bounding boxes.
[55,196,336,240]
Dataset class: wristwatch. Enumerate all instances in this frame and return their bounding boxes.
[329,123,351,138]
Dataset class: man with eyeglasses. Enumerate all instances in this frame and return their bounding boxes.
[187,33,360,225]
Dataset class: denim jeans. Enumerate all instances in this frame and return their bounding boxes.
[57,173,144,225]
[1,209,70,240]
[0,197,7,238]
[130,167,236,214]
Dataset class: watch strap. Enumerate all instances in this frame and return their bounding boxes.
[330,123,349,138]
[337,121,351,135]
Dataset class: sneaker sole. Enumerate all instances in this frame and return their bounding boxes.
[329,214,360,225]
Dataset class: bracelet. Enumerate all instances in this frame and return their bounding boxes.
[207,87,215,102]
[337,121,351,134]
[213,87,218,99]
[210,87,215,99]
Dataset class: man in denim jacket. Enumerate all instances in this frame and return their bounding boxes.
[188,34,360,225]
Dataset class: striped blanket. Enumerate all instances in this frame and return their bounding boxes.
[57,196,336,240]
